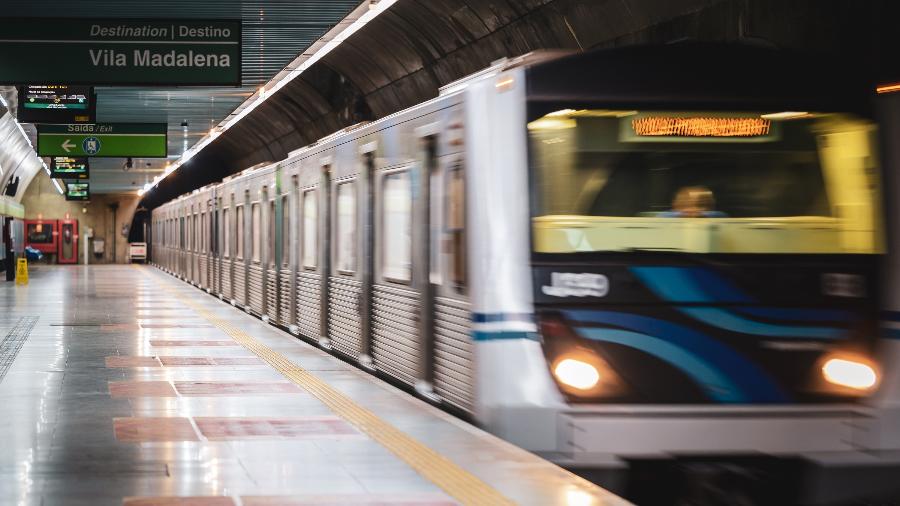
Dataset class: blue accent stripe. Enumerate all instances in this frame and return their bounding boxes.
[680,307,842,339]
[631,266,712,303]
[472,331,537,341]
[736,306,853,323]
[563,309,788,403]
[631,266,844,339]
[576,327,745,403]
[684,267,751,303]
[882,311,900,323]
[472,313,534,324]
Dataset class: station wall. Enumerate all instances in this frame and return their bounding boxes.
[20,170,139,264]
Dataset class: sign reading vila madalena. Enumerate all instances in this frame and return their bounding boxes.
[0,19,240,86]
[37,123,167,158]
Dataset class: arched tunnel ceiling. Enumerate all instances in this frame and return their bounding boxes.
[141,0,900,209]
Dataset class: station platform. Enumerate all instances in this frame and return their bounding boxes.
[0,265,626,506]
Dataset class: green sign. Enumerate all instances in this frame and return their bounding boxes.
[0,19,240,86]
[37,123,167,158]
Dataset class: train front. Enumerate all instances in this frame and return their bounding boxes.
[517,45,900,503]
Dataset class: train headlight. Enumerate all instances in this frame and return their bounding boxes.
[822,357,878,390]
[554,358,600,390]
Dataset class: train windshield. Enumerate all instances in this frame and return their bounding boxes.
[529,110,883,254]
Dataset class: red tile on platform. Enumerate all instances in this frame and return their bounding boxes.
[241,496,456,506]
[135,307,192,310]
[106,356,162,368]
[141,323,214,328]
[174,381,302,396]
[150,340,238,347]
[101,323,141,331]
[195,417,358,440]
[109,381,177,398]
[114,417,199,442]
[158,356,263,366]
[124,497,235,506]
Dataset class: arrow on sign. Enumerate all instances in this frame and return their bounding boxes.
[61,139,75,153]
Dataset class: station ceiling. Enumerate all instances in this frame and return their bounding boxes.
[140,0,900,210]
[4,0,362,194]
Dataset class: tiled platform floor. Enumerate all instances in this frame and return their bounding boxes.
[0,265,626,505]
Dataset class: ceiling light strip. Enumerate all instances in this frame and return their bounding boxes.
[142,0,396,196]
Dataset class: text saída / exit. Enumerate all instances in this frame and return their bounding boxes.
[89,49,232,68]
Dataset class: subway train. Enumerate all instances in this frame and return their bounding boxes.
[151,44,900,503]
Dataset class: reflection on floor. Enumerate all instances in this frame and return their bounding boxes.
[0,265,625,505]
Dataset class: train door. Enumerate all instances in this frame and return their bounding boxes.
[327,162,362,359]
[187,204,194,282]
[371,154,421,386]
[193,206,200,285]
[248,184,264,315]
[58,219,78,264]
[222,193,233,301]
[279,176,296,329]
[234,191,248,307]
[430,154,475,412]
[265,189,279,323]
[200,207,207,288]
[296,165,322,342]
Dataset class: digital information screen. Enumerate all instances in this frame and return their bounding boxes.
[65,181,90,201]
[50,157,89,179]
[17,85,95,123]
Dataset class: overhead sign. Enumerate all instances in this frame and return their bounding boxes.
[65,182,90,201]
[17,85,95,123]
[0,19,241,86]
[37,123,167,158]
[50,157,89,179]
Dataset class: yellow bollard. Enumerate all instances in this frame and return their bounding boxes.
[15,258,28,285]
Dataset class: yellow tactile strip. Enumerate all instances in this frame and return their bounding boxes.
[139,267,514,506]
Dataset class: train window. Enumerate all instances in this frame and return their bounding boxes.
[236,205,244,260]
[200,213,205,253]
[446,162,467,293]
[302,189,317,269]
[529,111,884,254]
[335,181,357,274]
[179,217,185,249]
[281,195,290,268]
[193,214,199,252]
[382,170,412,283]
[251,202,261,263]
[223,209,231,258]
[268,199,276,267]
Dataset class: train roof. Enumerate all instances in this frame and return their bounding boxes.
[525,42,873,117]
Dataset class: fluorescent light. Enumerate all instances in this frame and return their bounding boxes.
[761,111,809,120]
[51,178,64,195]
[142,0,397,196]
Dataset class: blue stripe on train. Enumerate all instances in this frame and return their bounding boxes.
[631,266,844,339]
[563,309,789,403]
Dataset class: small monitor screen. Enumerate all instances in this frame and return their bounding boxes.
[65,182,90,201]
[50,157,89,179]
[17,85,95,123]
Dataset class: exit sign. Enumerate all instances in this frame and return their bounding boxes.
[37,123,167,158]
